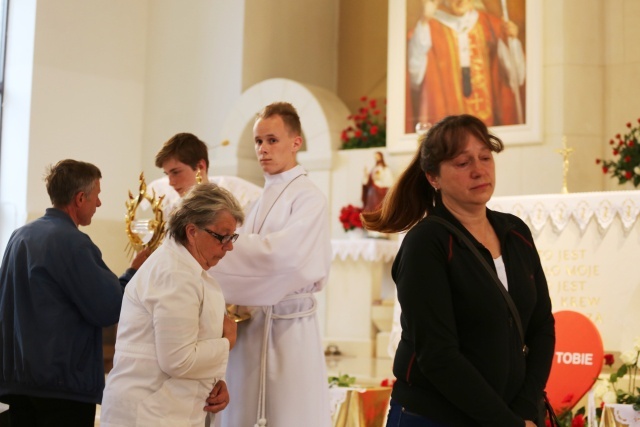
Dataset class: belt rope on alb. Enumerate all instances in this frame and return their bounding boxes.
[254,293,317,427]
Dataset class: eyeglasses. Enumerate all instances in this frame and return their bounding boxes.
[201,228,239,245]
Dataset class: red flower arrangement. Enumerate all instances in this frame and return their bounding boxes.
[596,118,640,187]
[552,394,586,427]
[341,96,387,149]
[339,204,363,231]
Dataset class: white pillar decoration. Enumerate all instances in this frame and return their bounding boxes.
[214,78,351,185]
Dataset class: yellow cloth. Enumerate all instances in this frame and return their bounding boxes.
[331,386,392,427]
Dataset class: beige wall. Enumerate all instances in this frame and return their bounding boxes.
[494,0,640,195]
[26,0,148,221]
[242,0,339,92]
[141,1,246,183]
[337,0,388,113]
[602,0,640,190]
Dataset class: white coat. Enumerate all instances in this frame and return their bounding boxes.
[100,237,230,427]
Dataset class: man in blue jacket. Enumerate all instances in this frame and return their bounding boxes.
[0,159,148,427]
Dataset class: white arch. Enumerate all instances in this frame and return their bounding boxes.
[213,78,351,183]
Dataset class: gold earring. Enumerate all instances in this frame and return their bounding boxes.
[195,169,202,184]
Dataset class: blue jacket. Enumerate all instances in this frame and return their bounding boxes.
[0,208,135,404]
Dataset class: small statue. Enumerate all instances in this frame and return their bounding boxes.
[362,151,394,213]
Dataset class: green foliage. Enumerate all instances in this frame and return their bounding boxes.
[328,373,357,387]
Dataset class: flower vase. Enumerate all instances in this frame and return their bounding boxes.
[346,228,365,240]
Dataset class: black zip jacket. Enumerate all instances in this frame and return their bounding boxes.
[391,203,555,426]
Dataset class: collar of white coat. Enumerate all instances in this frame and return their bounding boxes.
[163,236,209,274]
[433,8,479,34]
[263,164,306,187]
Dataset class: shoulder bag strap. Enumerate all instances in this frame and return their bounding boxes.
[428,216,529,356]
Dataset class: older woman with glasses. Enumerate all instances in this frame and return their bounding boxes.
[100,183,244,427]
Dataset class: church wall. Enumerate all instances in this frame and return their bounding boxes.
[140,1,246,185]
[602,0,640,191]
[24,0,148,221]
[19,0,149,272]
[241,0,339,93]
[337,0,388,114]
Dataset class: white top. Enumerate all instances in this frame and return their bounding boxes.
[494,255,509,290]
[100,238,229,427]
[213,165,331,305]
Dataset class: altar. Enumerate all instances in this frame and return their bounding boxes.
[323,238,399,358]
[487,190,640,352]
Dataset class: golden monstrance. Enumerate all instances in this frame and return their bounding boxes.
[124,172,249,323]
[125,172,166,255]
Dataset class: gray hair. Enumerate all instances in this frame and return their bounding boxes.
[168,183,245,245]
[45,159,102,207]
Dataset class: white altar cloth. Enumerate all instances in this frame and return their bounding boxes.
[489,190,640,352]
[488,190,640,234]
[332,238,399,263]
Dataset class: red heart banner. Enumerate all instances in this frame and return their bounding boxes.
[545,310,604,412]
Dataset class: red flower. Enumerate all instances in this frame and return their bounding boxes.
[616,133,621,139]
[613,149,619,155]
[604,353,615,366]
[602,166,609,173]
[341,95,387,149]
[629,140,635,147]
[627,122,632,128]
[610,139,615,145]
[572,414,585,427]
[339,204,364,231]
[595,159,601,164]
[380,377,396,387]
[625,171,633,179]
[349,211,362,228]
[625,155,632,162]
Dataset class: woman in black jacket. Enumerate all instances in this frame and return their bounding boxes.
[363,114,555,427]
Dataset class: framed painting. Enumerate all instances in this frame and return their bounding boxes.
[387,0,542,153]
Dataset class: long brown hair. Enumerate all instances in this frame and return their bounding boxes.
[362,115,504,233]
